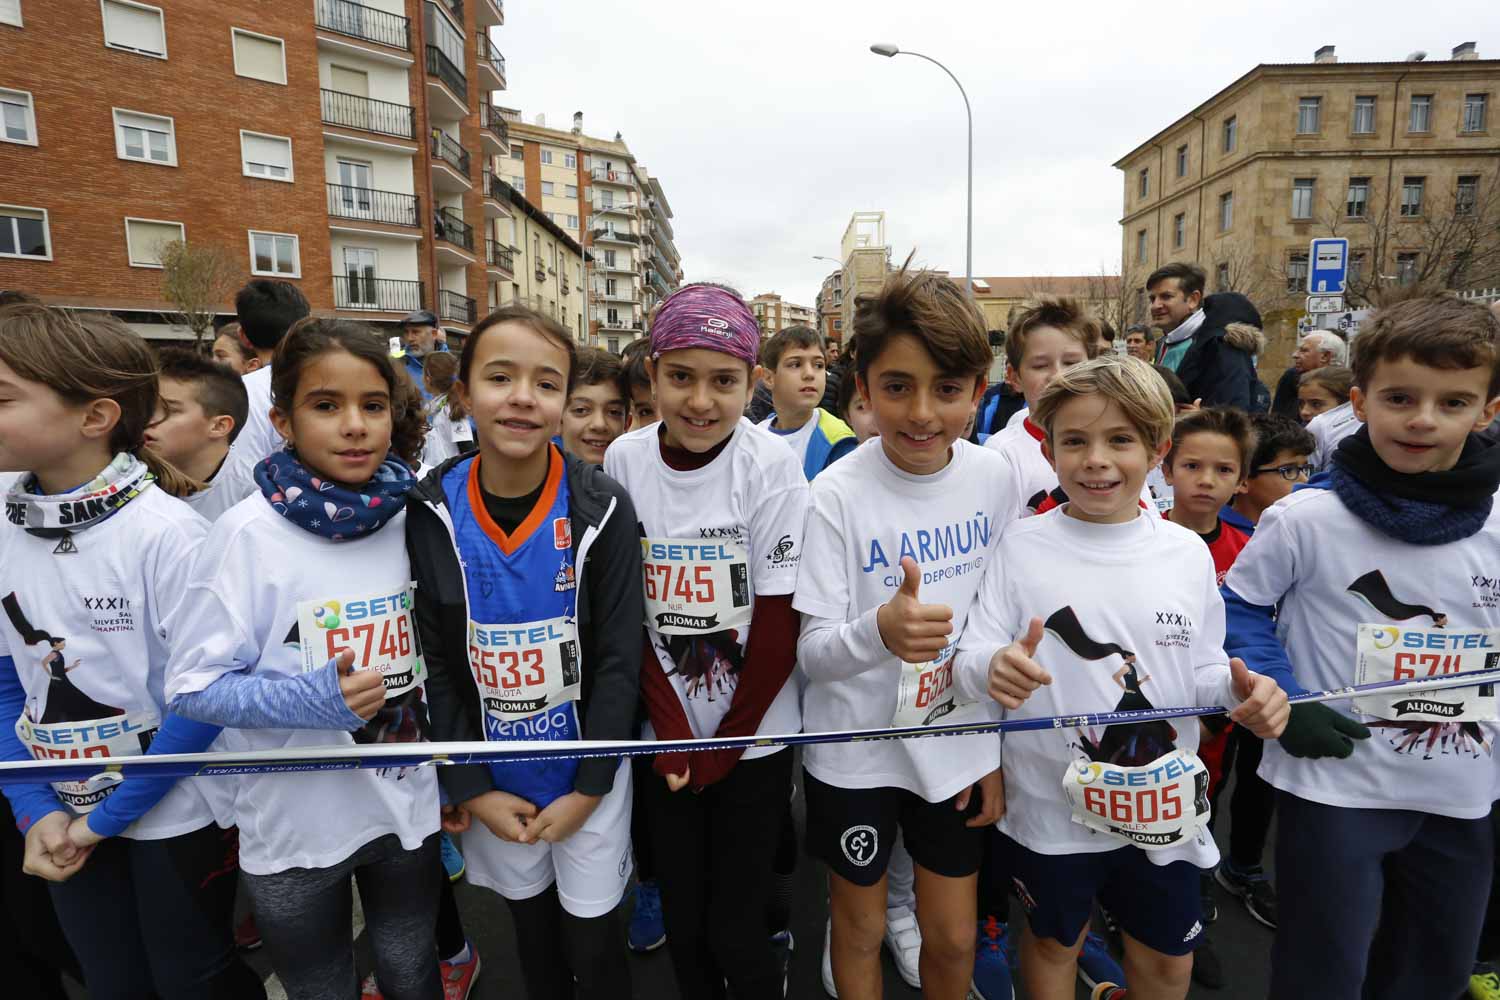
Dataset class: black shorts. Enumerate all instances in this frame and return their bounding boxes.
[803,768,984,887]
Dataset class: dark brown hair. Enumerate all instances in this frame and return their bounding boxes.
[573,345,625,396]
[1166,406,1255,479]
[853,266,991,381]
[1300,364,1354,403]
[620,337,651,397]
[157,348,250,445]
[459,304,577,395]
[760,324,825,369]
[1005,296,1103,371]
[213,322,257,365]
[1351,295,1500,397]
[423,351,466,423]
[1146,262,1206,298]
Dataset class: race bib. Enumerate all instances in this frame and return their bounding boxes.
[469,615,580,722]
[15,708,160,814]
[892,648,973,728]
[1353,624,1499,723]
[1062,748,1211,851]
[641,537,752,635]
[297,583,424,699]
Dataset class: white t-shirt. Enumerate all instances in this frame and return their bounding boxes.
[604,419,809,758]
[421,398,474,468]
[1225,486,1500,819]
[184,453,258,523]
[795,438,1022,800]
[1309,401,1360,471]
[166,497,439,874]
[956,507,1234,867]
[758,413,817,472]
[1005,407,1027,431]
[984,417,1154,516]
[224,366,280,478]
[0,485,217,839]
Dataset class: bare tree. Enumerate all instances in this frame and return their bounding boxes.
[159,241,239,347]
[1084,263,1133,335]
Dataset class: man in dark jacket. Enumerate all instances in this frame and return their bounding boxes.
[1149,263,1263,409]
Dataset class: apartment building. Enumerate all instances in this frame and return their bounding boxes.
[493,177,587,341]
[749,292,814,337]
[0,0,509,340]
[950,275,1121,333]
[813,267,843,344]
[835,211,891,335]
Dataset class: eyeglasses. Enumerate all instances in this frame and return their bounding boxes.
[1252,463,1312,482]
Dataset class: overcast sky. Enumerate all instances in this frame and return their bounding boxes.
[498,0,1491,306]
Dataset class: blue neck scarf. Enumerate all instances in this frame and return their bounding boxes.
[254,449,413,541]
[1329,428,1500,545]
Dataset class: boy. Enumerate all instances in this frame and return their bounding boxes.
[1160,408,1255,584]
[757,325,857,480]
[229,279,310,468]
[795,268,1019,999]
[210,322,259,375]
[1222,414,1313,536]
[957,356,1287,1000]
[1223,295,1500,1000]
[561,346,628,466]
[835,364,878,444]
[620,337,658,429]
[143,350,253,522]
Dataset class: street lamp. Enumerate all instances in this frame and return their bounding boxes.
[869,43,973,295]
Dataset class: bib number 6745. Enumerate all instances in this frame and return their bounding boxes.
[643,563,715,605]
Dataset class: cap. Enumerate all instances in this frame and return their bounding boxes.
[649,285,759,367]
[401,309,438,327]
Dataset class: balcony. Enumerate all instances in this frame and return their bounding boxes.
[476,0,504,26]
[593,256,636,274]
[485,239,515,276]
[593,284,638,303]
[595,311,643,332]
[478,101,509,154]
[438,289,477,325]
[651,245,673,281]
[592,198,635,216]
[591,228,639,246]
[326,183,420,227]
[425,43,467,115]
[333,275,424,313]
[434,207,474,254]
[429,131,471,190]
[590,165,631,186]
[476,33,506,90]
[647,268,670,297]
[314,0,410,50]
[481,168,511,217]
[320,89,414,140]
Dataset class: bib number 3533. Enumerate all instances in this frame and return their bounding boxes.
[1062,749,1211,851]
[1353,624,1498,723]
[297,583,424,699]
[641,537,752,635]
[469,615,581,722]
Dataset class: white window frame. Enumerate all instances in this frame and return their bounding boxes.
[111,107,176,166]
[123,216,183,269]
[230,27,287,85]
[564,153,576,168]
[238,129,293,182]
[1409,94,1432,133]
[1352,95,1376,134]
[565,184,578,198]
[1463,93,1488,133]
[0,0,21,27]
[1222,115,1237,153]
[566,214,578,229]
[1291,178,1315,220]
[1297,96,1321,134]
[1172,212,1184,248]
[509,143,523,160]
[0,88,36,146]
[100,0,166,59]
[248,230,300,278]
[541,181,554,196]
[1219,190,1234,231]
[0,204,51,260]
[540,149,553,165]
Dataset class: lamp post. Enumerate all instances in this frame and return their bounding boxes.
[869,43,973,295]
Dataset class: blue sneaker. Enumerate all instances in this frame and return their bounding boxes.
[628,881,666,953]
[440,832,465,883]
[1077,932,1126,991]
[971,916,1014,1000]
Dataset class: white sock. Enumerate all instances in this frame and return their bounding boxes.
[443,941,472,966]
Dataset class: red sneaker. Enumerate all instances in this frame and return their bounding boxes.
[441,945,482,1000]
[360,973,384,999]
[1091,984,1127,1000]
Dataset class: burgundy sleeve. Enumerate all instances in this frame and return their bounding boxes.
[637,633,693,781]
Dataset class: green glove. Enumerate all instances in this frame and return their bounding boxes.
[1277,703,1371,759]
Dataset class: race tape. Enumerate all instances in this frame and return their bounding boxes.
[1,666,1496,785]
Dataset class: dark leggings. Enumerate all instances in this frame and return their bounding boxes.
[0,799,80,1000]
[1477,803,1500,963]
[1211,725,1276,868]
[243,832,441,1000]
[47,822,262,1000]
[630,754,656,882]
[977,825,1011,922]
[505,884,632,999]
[648,749,793,1000]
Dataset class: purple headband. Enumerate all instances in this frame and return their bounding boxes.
[649,285,760,367]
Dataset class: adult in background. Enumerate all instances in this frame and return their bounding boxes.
[1272,330,1346,420]
[1123,325,1153,361]
[1149,262,1262,409]
[399,309,449,402]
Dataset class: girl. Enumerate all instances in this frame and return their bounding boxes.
[421,351,474,468]
[1297,364,1353,424]
[165,318,445,1000]
[405,305,642,1000]
[0,304,261,999]
[603,285,811,999]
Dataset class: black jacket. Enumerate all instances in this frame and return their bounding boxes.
[1271,367,1302,420]
[404,452,644,804]
[1173,292,1263,410]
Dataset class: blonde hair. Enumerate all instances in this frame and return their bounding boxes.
[1032,355,1175,451]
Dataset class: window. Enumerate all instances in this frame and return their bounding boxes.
[540,149,553,165]
[1400,176,1424,216]
[599,189,614,209]
[101,0,165,58]
[0,88,35,145]
[509,142,523,160]
[231,28,285,84]
[565,184,577,198]
[1218,190,1234,231]
[564,153,576,168]
[124,217,182,268]
[1352,95,1376,134]
[1215,262,1230,292]
[541,181,554,196]
[1172,213,1185,248]
[1175,144,1187,178]
[1409,94,1432,132]
[1457,175,1479,216]
[606,336,619,353]
[603,249,616,267]
[249,230,299,277]
[1396,252,1419,285]
[1222,115,1237,153]
[513,176,523,193]
[1286,252,1309,293]
[566,214,578,228]
[112,108,175,165]
[605,278,616,296]
[1346,177,1369,218]
[239,131,292,181]
[1297,96,1321,134]
[1134,229,1146,263]
[1137,168,1149,199]
[0,205,49,259]
[1348,252,1365,288]
[1464,94,1488,133]
[0,0,20,27]
[1291,178,1315,219]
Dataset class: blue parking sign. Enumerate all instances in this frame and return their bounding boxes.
[1309,238,1349,293]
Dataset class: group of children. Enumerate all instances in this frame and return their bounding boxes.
[0,268,1497,1000]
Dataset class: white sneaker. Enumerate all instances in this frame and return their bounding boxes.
[883,904,923,990]
[821,919,837,997]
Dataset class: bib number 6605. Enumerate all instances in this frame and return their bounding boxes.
[1082,785,1184,825]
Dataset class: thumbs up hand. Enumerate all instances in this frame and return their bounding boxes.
[876,557,954,663]
[335,648,387,721]
[1227,657,1290,739]
[988,616,1052,710]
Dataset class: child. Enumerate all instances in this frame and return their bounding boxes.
[562,346,629,466]
[1297,364,1353,425]
[0,305,261,999]
[957,356,1287,1000]
[757,325,857,479]
[1222,414,1313,535]
[1300,365,1359,470]
[1224,295,1500,1000]
[1159,408,1255,584]
[620,337,658,429]
[835,363,878,443]
[166,318,449,1000]
[144,349,255,522]
[229,280,311,476]
[404,306,642,1000]
[212,322,261,376]
[419,351,474,468]
[603,284,810,1000]
[794,268,1016,1000]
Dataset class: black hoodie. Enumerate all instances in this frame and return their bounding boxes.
[1172,292,1263,410]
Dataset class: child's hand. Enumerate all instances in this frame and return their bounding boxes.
[440,803,471,834]
[65,814,103,850]
[463,790,538,843]
[987,617,1051,710]
[23,812,92,882]
[1228,657,1290,738]
[335,649,386,721]
[665,764,691,793]
[520,791,602,844]
[958,767,1006,828]
[877,557,953,662]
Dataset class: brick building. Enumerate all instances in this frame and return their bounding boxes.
[748,292,813,338]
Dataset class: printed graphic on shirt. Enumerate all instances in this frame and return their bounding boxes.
[640,537,752,634]
[295,583,424,698]
[856,512,993,587]
[468,616,581,720]
[2,592,127,723]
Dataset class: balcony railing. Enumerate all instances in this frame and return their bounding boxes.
[590,166,630,185]
[314,0,410,50]
[425,44,467,99]
[593,285,638,302]
[476,33,506,85]
[479,101,510,147]
[592,198,635,216]
[320,89,414,139]
[332,275,424,313]
[595,312,644,332]
[438,289,477,325]
[485,239,515,274]
[647,268,669,296]
[434,207,473,251]
[591,228,640,246]
[325,183,420,227]
[652,245,673,280]
[430,131,470,177]
[442,0,465,22]
[482,168,509,203]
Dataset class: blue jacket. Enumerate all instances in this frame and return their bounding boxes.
[771,408,857,481]
[403,343,450,402]
[1219,504,1256,537]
